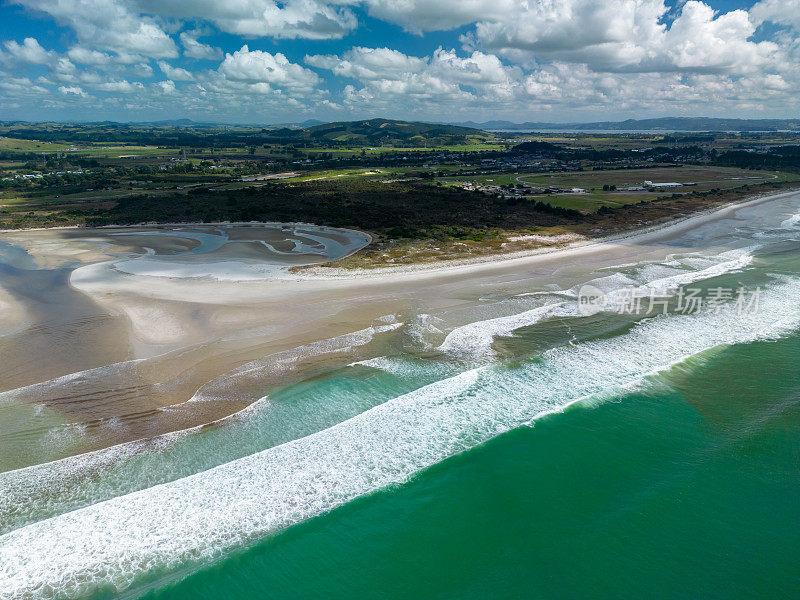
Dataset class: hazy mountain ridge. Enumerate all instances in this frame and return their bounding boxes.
[454,117,800,131]
[4,116,799,134]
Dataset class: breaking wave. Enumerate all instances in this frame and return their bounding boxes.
[1,274,798,599]
[780,213,800,230]
[0,321,403,535]
[438,247,757,361]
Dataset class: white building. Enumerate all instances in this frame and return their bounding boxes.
[644,180,683,188]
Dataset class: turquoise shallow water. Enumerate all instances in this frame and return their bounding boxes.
[146,336,800,600]
[1,195,800,599]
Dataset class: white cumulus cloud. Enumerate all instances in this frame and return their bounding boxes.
[15,0,178,58]
[219,45,320,92]
[67,47,113,66]
[58,85,88,97]
[179,31,223,60]
[465,0,780,75]
[362,0,516,33]
[158,61,195,80]
[155,79,177,94]
[4,37,55,65]
[94,80,145,93]
[751,0,800,30]
[2,0,799,120]
[306,47,427,80]
[135,0,357,39]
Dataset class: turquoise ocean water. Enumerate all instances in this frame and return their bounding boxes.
[1,195,799,599]
[148,336,800,600]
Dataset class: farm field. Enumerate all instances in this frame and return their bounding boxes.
[517,166,792,189]
[534,193,655,211]
[440,166,798,212]
[1,136,179,158]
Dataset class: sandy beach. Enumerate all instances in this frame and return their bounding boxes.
[0,283,25,336]
[2,184,800,600]
[1,190,798,466]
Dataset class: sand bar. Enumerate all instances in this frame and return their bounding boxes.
[0,190,798,467]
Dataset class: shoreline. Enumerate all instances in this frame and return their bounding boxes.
[296,188,800,281]
[3,187,796,282]
[1,187,798,464]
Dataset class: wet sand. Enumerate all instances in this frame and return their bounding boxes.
[1,193,797,468]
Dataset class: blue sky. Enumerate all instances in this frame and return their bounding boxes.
[1,0,798,124]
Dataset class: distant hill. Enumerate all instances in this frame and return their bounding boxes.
[454,117,800,132]
[302,118,486,144]
[0,118,489,148]
[148,118,198,127]
[290,119,326,128]
[136,117,488,144]
[132,117,486,141]
[129,118,225,128]
[5,116,798,134]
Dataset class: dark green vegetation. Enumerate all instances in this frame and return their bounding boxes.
[303,119,486,146]
[1,118,799,265]
[83,180,583,232]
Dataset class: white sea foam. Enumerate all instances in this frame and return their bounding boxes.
[405,314,445,350]
[0,320,404,535]
[438,247,757,361]
[2,276,798,599]
[189,321,402,402]
[780,213,800,229]
[438,302,575,360]
[606,247,755,298]
[351,355,459,384]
